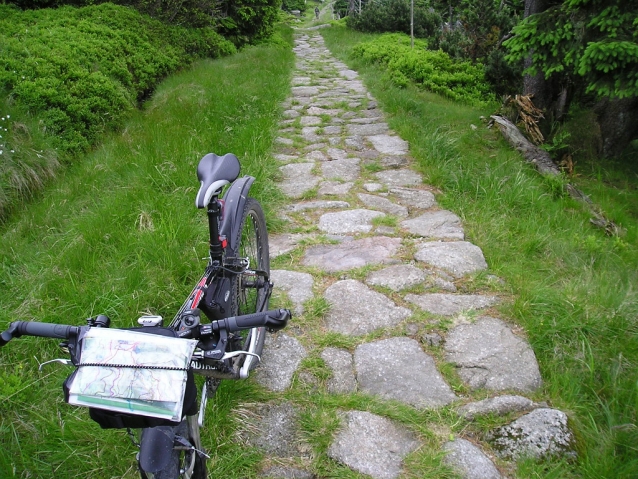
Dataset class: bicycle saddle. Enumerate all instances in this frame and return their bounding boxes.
[195,153,241,208]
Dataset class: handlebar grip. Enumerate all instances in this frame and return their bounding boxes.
[0,321,80,346]
[215,309,291,333]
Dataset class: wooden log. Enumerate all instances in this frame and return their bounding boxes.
[490,115,560,176]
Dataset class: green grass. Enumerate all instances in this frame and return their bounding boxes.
[322,24,638,478]
[0,27,294,478]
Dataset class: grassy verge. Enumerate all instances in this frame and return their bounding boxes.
[321,24,638,478]
[0,26,294,478]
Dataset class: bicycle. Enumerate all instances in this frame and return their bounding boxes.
[0,152,291,479]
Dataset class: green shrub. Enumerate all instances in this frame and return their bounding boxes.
[352,33,495,106]
[0,3,235,156]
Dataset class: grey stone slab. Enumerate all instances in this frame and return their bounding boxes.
[301,127,321,142]
[367,135,409,155]
[366,264,427,291]
[378,156,408,168]
[318,181,354,196]
[414,241,488,278]
[347,123,389,136]
[271,270,314,315]
[401,211,465,240]
[358,193,408,217]
[444,317,542,392]
[274,154,299,162]
[328,411,419,479]
[325,280,411,335]
[240,402,304,458]
[364,183,384,192]
[458,395,536,420]
[324,125,342,135]
[278,163,321,199]
[276,137,294,146]
[340,69,359,80]
[292,86,320,97]
[304,150,327,161]
[322,158,361,181]
[292,76,311,85]
[327,147,348,160]
[345,136,365,150]
[489,408,575,460]
[269,233,311,258]
[255,334,307,391]
[283,109,300,118]
[307,106,342,116]
[261,466,314,479]
[318,209,385,234]
[405,293,498,316]
[300,116,322,126]
[375,169,422,187]
[355,337,457,407]
[303,236,402,272]
[390,187,437,209]
[286,200,349,212]
[321,348,357,394]
[442,439,502,479]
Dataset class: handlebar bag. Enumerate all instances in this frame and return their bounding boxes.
[63,326,198,429]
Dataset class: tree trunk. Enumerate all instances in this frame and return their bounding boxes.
[522,0,551,110]
[594,97,638,158]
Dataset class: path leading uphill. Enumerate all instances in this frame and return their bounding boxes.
[240,30,574,479]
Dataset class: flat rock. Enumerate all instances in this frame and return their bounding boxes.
[304,150,327,161]
[286,200,349,212]
[345,136,365,149]
[278,163,321,198]
[328,411,419,479]
[375,169,422,187]
[405,293,498,316]
[366,264,427,291]
[240,402,304,458]
[321,158,360,181]
[444,317,542,392]
[327,147,348,160]
[363,183,384,192]
[318,181,354,196]
[414,241,488,278]
[300,116,322,126]
[292,86,320,97]
[269,233,311,258]
[271,270,314,315]
[488,408,575,460]
[347,123,389,136]
[340,69,358,80]
[355,337,457,407]
[442,439,502,479]
[367,135,409,155]
[458,395,536,420]
[358,194,408,217]
[318,209,385,234]
[378,156,408,168]
[401,211,464,240]
[321,348,357,394]
[261,466,314,479]
[255,334,307,391]
[301,127,321,142]
[303,236,402,272]
[274,153,299,162]
[390,187,437,209]
[324,280,411,335]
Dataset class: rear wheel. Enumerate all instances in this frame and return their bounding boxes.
[229,198,270,367]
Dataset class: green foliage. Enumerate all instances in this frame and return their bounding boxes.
[504,0,638,98]
[0,4,235,155]
[351,33,495,106]
[281,0,307,14]
[216,0,281,46]
[346,0,442,41]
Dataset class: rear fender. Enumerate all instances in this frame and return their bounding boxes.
[220,176,255,258]
[138,426,176,473]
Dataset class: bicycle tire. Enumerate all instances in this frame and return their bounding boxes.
[229,198,270,366]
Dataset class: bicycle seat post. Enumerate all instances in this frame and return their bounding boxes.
[207,197,224,263]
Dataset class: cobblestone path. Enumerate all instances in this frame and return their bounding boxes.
[241,30,574,479]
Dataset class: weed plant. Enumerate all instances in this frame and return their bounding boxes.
[0,26,294,478]
[322,24,638,478]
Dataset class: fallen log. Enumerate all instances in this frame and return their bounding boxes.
[489,115,622,236]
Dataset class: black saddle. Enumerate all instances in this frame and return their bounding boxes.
[195,153,241,208]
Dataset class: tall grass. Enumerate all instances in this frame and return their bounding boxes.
[321,24,638,478]
[0,27,294,478]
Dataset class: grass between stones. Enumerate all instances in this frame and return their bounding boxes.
[322,23,638,479]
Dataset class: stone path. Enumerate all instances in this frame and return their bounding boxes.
[239,30,574,478]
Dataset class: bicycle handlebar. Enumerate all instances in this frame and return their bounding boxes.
[0,309,291,347]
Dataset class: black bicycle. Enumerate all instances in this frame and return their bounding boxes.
[0,153,290,479]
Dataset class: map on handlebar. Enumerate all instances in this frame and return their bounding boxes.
[67,328,198,421]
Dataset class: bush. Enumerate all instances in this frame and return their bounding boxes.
[0,3,235,155]
[346,0,441,40]
[352,33,495,106]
